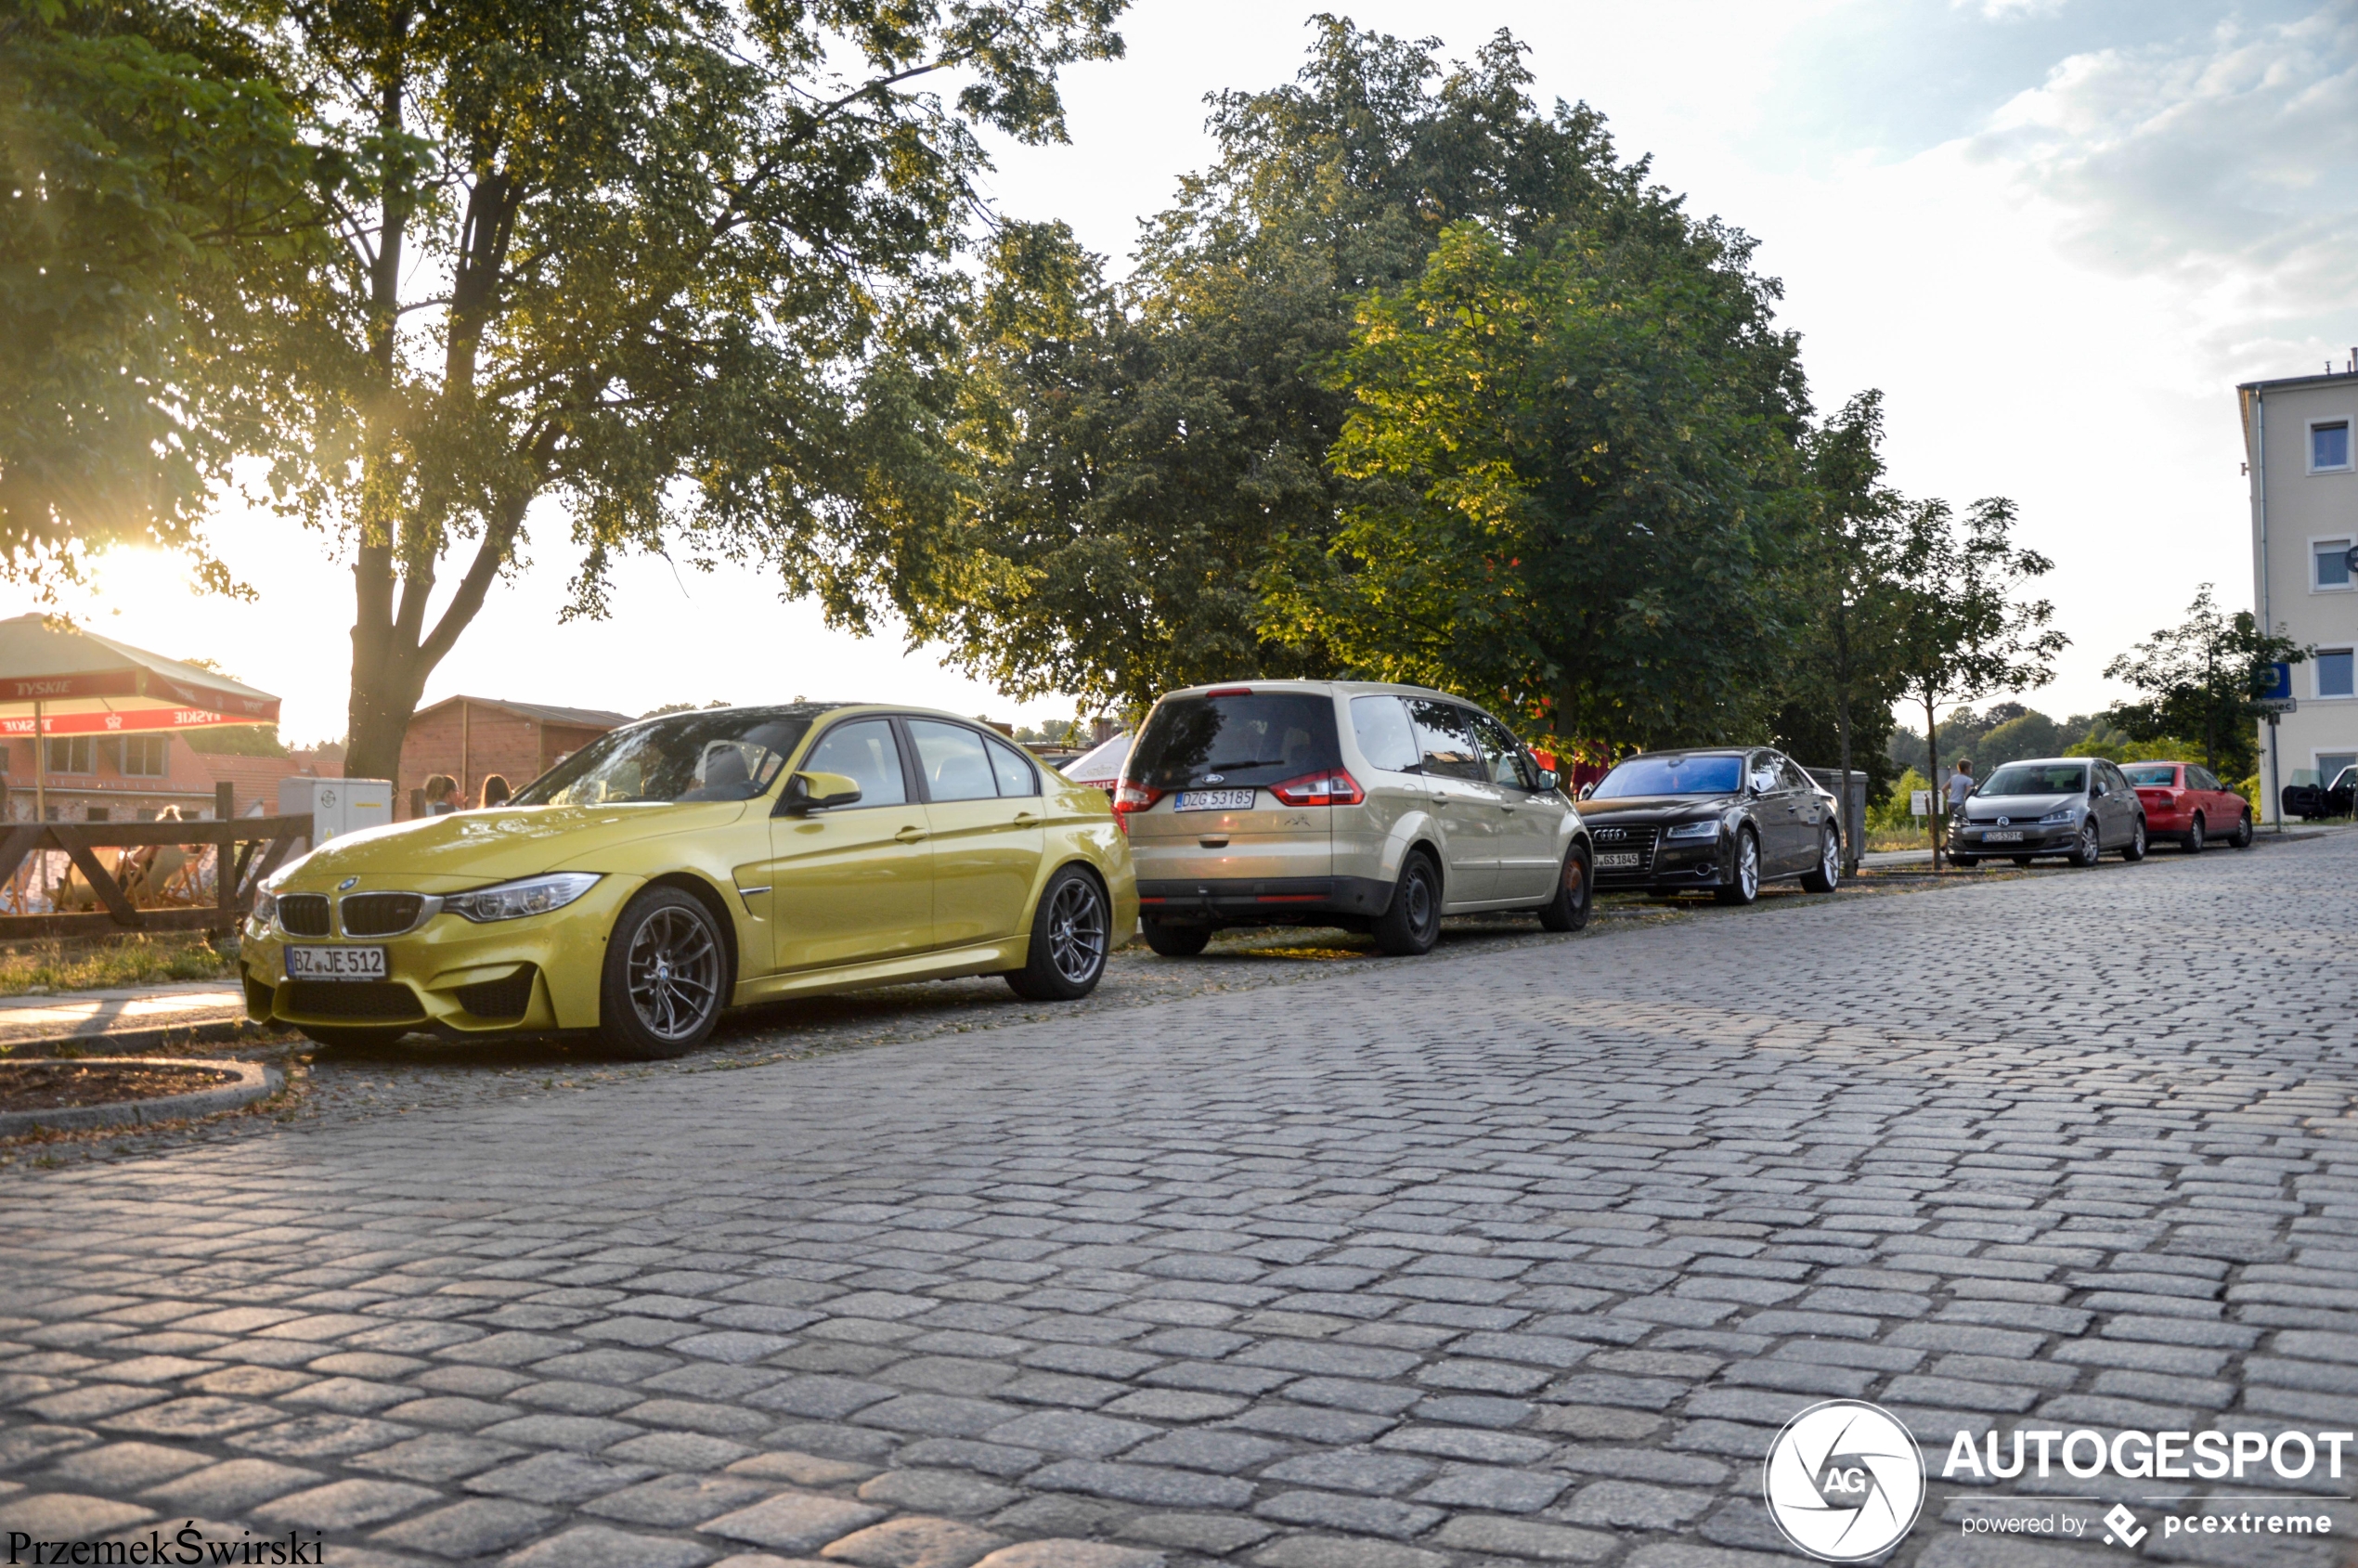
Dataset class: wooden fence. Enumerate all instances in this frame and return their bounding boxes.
[0,815,311,940]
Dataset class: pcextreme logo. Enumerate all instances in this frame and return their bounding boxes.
[1763,1400,1926,1562]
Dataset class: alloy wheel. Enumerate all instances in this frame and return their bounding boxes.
[1820,830,1839,888]
[626,904,722,1042]
[1043,875,1108,986]
[1737,833,1759,899]
[2185,817,2204,853]
[2076,822,2100,867]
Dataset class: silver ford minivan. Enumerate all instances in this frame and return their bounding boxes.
[1114,680,1592,956]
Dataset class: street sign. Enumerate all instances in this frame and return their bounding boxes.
[2257,697,2297,715]
[1910,789,1931,818]
[2260,661,2295,701]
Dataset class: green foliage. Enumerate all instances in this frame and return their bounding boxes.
[182,722,285,756]
[2101,583,2303,782]
[903,20,1790,721]
[1274,213,1807,753]
[0,0,329,591]
[2065,727,2201,765]
[1867,766,1929,833]
[175,0,1125,775]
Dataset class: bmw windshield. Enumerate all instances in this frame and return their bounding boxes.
[512,710,814,806]
[1592,755,1743,798]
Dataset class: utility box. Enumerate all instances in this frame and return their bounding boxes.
[279,777,394,848]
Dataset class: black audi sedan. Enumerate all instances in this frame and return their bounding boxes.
[1576,748,1843,905]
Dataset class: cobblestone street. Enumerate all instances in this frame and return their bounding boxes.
[3,835,2354,1568]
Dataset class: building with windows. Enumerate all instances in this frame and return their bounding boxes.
[398,696,631,816]
[2243,355,2358,811]
[0,733,307,822]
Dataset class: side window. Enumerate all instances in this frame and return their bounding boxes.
[1404,699,1484,782]
[1350,695,1420,772]
[909,719,999,802]
[802,719,907,808]
[2187,766,2217,791]
[1778,758,1815,795]
[1471,713,1537,791]
[1748,753,1781,794]
[986,735,1039,797]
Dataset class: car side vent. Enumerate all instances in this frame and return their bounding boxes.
[279,894,330,937]
[456,966,536,1020]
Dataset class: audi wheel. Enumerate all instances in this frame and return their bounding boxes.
[1715,828,1760,906]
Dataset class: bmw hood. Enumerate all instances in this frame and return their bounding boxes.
[1962,793,2076,822]
[269,802,756,893]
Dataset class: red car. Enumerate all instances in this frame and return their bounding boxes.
[2123,761,2251,852]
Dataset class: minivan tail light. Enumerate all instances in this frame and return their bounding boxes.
[1268,769,1365,808]
[1206,686,1253,697]
[1112,782,1162,832]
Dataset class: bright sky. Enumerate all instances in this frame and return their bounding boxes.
[10,0,2352,745]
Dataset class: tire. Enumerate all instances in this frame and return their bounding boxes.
[1714,828,1761,905]
[2182,814,2205,854]
[1799,826,1841,893]
[2229,810,2253,849]
[1006,865,1112,1000]
[296,1026,408,1049]
[599,885,729,1059]
[1373,851,1443,955]
[2071,820,2102,868]
[2121,817,2146,862]
[1141,918,1211,958]
[1951,854,1979,868]
[1536,846,1592,932]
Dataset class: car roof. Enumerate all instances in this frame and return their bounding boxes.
[1156,679,1456,701]
[1609,747,1755,761]
[609,701,1011,734]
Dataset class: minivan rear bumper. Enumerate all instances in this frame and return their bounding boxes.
[1136,875,1393,925]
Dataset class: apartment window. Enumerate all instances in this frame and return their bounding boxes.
[45,736,94,773]
[87,807,110,823]
[2318,648,2355,700]
[114,735,166,776]
[2314,420,2352,473]
[2315,538,2353,590]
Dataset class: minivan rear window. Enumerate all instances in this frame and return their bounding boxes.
[1129,692,1341,790]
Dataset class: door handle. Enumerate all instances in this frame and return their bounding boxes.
[894,825,928,843]
[1013,811,1038,823]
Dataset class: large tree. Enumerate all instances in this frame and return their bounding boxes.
[1888,495,2066,865]
[1775,391,1907,870]
[0,0,325,591]
[222,0,1121,777]
[891,19,1748,719]
[1269,214,1807,755]
[2103,583,2304,783]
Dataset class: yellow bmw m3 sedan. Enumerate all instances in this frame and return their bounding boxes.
[241,704,1136,1056]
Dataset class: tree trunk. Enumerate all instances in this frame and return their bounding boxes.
[1836,693,1856,875]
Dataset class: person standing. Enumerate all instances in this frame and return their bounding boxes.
[1947,757,1976,814]
[478,774,512,809]
[423,774,460,815]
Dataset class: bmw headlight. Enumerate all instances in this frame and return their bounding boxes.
[252,888,278,925]
[1665,820,1721,840]
[2037,808,2077,824]
[446,873,602,923]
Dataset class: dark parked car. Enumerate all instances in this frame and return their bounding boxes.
[1950,757,2147,866]
[2281,764,2355,822]
[1576,748,1842,905]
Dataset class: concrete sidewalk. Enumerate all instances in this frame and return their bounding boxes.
[0,979,248,1054]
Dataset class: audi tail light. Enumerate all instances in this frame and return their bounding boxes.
[1112,782,1162,832]
[1268,769,1365,808]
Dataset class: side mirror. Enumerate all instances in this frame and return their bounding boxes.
[781,771,862,815]
[1537,768,1561,793]
[1578,782,1597,801]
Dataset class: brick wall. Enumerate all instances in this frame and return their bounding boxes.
[400,705,544,813]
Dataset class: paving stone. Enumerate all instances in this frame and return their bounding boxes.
[1259,1452,1431,1496]
[1429,1513,1618,1561]
[1250,1490,1442,1538]
[1250,1537,1445,1568]
[856,1470,1022,1516]
[373,1497,556,1557]
[982,1411,1155,1458]
[501,1523,719,1567]
[1561,1478,1717,1528]
[1408,1462,1567,1511]
[0,1491,154,1541]
[40,1442,210,1492]
[1028,1460,1250,1510]
[1116,1511,1276,1554]
[728,1453,880,1488]
[701,1494,887,1552]
[144,1458,323,1514]
[466,1453,657,1506]
[891,1442,1042,1479]
[252,1477,442,1531]
[818,1515,1004,1567]
[968,1544,1162,1568]
[355,1433,528,1484]
[586,1474,776,1527]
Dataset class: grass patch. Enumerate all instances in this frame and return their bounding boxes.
[0,932,239,997]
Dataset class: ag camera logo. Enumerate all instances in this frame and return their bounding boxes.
[1764,1400,1925,1562]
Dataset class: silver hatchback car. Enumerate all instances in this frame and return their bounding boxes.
[1114,680,1593,956]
